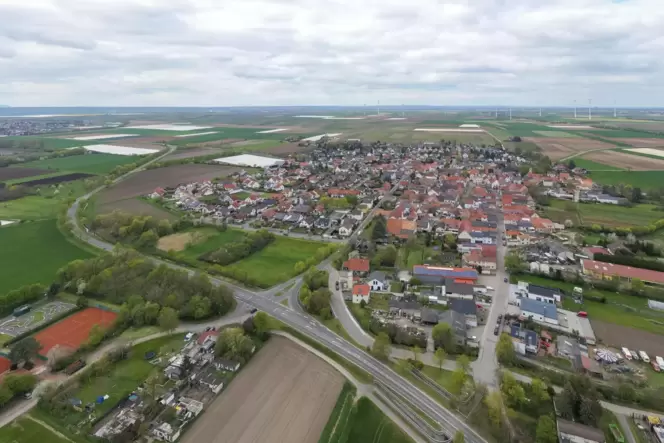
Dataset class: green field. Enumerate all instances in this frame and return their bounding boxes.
[572,158,623,171]
[4,171,74,186]
[226,236,329,287]
[345,397,413,443]
[0,180,89,220]
[546,200,662,227]
[0,220,93,295]
[16,153,138,174]
[532,130,579,138]
[582,129,664,139]
[487,122,562,137]
[0,416,72,443]
[318,382,356,443]
[171,127,310,144]
[0,136,95,150]
[172,227,248,261]
[588,170,664,191]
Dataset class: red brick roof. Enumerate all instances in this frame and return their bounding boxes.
[343,258,370,272]
[197,330,219,345]
[353,284,370,296]
[387,218,416,238]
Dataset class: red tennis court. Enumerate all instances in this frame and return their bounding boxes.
[0,357,10,375]
[34,307,118,356]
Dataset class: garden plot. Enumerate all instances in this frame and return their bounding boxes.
[626,148,664,158]
[65,134,137,141]
[127,124,212,131]
[0,301,76,338]
[82,144,160,156]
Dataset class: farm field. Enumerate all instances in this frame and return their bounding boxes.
[96,197,178,221]
[0,220,93,295]
[345,397,414,443]
[625,147,664,158]
[590,321,664,356]
[34,307,117,356]
[546,200,662,227]
[570,158,622,171]
[582,129,664,138]
[16,153,138,174]
[96,164,242,208]
[163,147,225,161]
[225,236,330,287]
[0,136,96,150]
[588,170,664,191]
[180,337,344,443]
[582,150,664,170]
[524,137,616,160]
[0,416,73,443]
[0,166,50,182]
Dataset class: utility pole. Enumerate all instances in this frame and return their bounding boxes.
[588,99,592,120]
[574,100,577,119]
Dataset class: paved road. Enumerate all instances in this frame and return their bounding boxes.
[616,413,638,443]
[471,211,508,389]
[64,171,489,441]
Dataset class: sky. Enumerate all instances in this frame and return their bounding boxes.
[1,0,663,107]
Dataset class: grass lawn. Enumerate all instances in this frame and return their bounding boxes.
[17,153,138,174]
[0,416,73,443]
[345,397,414,443]
[589,170,664,191]
[177,227,247,261]
[572,158,623,171]
[318,382,356,443]
[231,191,251,200]
[322,318,361,347]
[0,220,92,296]
[225,236,328,287]
[419,364,457,393]
[119,325,161,340]
[347,302,372,332]
[0,333,13,345]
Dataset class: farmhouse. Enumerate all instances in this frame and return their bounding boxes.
[352,284,370,304]
[582,259,664,287]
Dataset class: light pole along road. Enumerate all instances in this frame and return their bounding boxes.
[66,154,487,443]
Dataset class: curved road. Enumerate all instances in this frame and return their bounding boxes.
[64,164,488,443]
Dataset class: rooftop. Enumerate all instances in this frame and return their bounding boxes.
[520,298,558,320]
[583,259,664,285]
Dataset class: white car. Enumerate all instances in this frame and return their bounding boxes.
[486,286,495,291]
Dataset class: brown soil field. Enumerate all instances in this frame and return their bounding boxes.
[156,231,200,251]
[162,148,224,161]
[525,137,616,160]
[97,164,242,205]
[264,142,310,156]
[181,337,344,443]
[584,150,664,170]
[606,138,664,148]
[97,198,178,220]
[591,320,664,356]
[0,167,50,181]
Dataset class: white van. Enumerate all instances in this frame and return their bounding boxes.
[639,351,650,363]
[621,348,632,360]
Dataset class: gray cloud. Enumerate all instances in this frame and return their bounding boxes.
[1,0,663,106]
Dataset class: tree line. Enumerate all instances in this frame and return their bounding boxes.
[299,268,332,318]
[200,230,275,266]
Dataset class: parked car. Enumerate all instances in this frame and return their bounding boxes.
[335,281,340,290]
[493,326,499,335]
[503,277,508,283]
[250,308,258,314]
[577,311,588,318]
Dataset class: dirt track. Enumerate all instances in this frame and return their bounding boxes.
[584,150,664,170]
[181,337,344,443]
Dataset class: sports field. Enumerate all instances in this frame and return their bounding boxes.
[17,153,138,174]
[0,220,93,295]
[34,307,117,356]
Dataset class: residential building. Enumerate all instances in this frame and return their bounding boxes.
[367,271,388,291]
[520,298,559,325]
[449,298,478,327]
[515,282,562,304]
[343,258,370,276]
[352,284,370,304]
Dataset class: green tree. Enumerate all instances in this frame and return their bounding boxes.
[372,216,387,240]
[9,337,42,364]
[87,324,105,347]
[434,348,447,371]
[505,253,525,273]
[432,323,455,353]
[453,430,465,443]
[412,345,422,361]
[158,307,179,333]
[252,311,270,338]
[144,301,161,325]
[457,355,471,374]
[157,219,173,236]
[531,378,550,403]
[451,368,468,394]
[485,391,503,429]
[632,278,645,292]
[501,372,526,407]
[0,384,12,407]
[535,415,557,443]
[3,373,37,394]
[372,333,391,360]
[496,333,516,365]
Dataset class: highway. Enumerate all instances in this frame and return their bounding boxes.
[65,165,488,443]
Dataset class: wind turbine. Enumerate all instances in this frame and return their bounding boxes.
[614,101,617,118]
[509,108,512,120]
[574,100,577,119]
[588,99,592,120]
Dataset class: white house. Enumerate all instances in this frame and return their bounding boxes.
[339,219,355,237]
[367,271,388,291]
[516,282,561,304]
[352,284,370,304]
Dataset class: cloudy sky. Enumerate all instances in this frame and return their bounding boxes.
[1,0,663,107]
